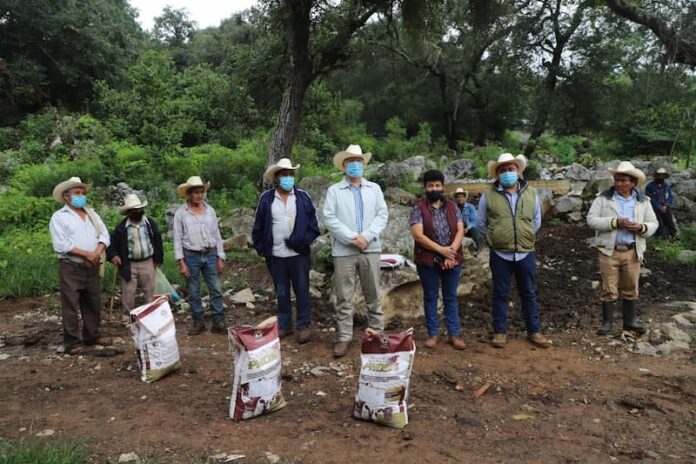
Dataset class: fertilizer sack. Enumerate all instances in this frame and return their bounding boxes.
[353,328,416,428]
[130,296,182,383]
[228,316,286,420]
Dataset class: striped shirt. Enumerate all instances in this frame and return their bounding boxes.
[173,202,226,260]
[126,219,154,260]
[348,184,364,233]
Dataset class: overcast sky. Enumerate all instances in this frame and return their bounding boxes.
[128,0,258,30]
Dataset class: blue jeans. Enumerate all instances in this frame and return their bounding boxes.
[416,264,461,337]
[489,252,540,334]
[267,254,312,331]
[184,250,224,323]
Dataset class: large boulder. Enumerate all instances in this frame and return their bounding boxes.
[672,196,696,226]
[384,187,417,206]
[219,207,256,238]
[536,187,554,219]
[562,163,591,181]
[553,195,583,215]
[445,158,477,182]
[310,234,333,273]
[381,204,414,257]
[298,176,334,228]
[672,179,696,202]
[374,162,411,186]
[402,155,436,181]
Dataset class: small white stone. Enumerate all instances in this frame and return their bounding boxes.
[36,429,55,437]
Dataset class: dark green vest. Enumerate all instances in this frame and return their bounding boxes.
[485,184,537,252]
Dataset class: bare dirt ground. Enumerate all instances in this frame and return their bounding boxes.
[1,224,696,463]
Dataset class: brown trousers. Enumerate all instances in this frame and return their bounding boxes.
[121,258,156,313]
[59,260,102,347]
[599,249,640,301]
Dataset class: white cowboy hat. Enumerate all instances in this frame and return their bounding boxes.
[176,176,211,198]
[118,193,148,214]
[263,158,300,181]
[608,161,646,186]
[655,167,670,178]
[333,144,372,171]
[487,153,527,179]
[52,177,90,203]
[452,187,468,198]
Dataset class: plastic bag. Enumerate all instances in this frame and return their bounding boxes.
[154,268,181,303]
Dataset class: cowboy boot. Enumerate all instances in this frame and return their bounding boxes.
[596,301,614,336]
[622,299,646,335]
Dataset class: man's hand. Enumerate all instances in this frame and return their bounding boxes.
[111,256,122,267]
[439,245,457,260]
[352,235,369,250]
[179,260,190,278]
[442,258,457,270]
[154,261,161,269]
[85,251,101,266]
[623,221,643,232]
[217,257,225,274]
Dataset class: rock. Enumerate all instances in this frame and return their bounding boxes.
[118,452,141,463]
[553,195,582,214]
[445,158,477,182]
[309,270,325,288]
[230,288,255,304]
[591,281,600,289]
[35,429,55,437]
[310,234,332,273]
[165,204,182,232]
[265,452,281,464]
[374,162,411,186]
[0,353,9,360]
[562,163,591,181]
[672,179,696,201]
[298,176,333,227]
[404,155,436,180]
[566,211,583,223]
[309,287,322,299]
[672,196,696,226]
[219,208,255,238]
[677,250,696,264]
[223,234,251,251]
[536,188,554,219]
[245,302,255,310]
[310,366,331,377]
[384,187,417,206]
[381,204,414,256]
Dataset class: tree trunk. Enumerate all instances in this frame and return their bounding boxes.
[438,73,459,150]
[524,53,560,157]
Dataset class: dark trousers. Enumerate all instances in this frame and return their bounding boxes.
[489,252,541,334]
[654,207,677,239]
[59,260,102,347]
[416,263,461,337]
[267,254,312,331]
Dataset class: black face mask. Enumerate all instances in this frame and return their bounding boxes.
[426,190,444,202]
[655,178,665,184]
[129,211,145,222]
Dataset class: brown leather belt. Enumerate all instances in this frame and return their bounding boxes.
[615,243,635,251]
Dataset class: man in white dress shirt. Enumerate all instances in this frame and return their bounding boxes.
[49,177,111,355]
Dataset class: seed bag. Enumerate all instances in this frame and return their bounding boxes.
[353,328,416,428]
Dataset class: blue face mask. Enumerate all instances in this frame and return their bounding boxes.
[345,161,363,178]
[278,176,295,192]
[70,194,87,208]
[499,171,518,187]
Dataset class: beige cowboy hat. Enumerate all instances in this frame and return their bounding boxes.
[608,161,646,186]
[452,187,468,199]
[487,153,527,179]
[176,176,211,198]
[263,158,301,182]
[118,193,148,214]
[655,167,670,178]
[333,144,372,171]
[52,177,91,203]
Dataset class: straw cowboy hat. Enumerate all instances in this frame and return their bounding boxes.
[608,161,646,186]
[452,188,468,199]
[655,167,670,178]
[487,153,527,179]
[333,144,372,171]
[263,158,300,182]
[176,176,211,198]
[118,193,148,214]
[52,177,90,203]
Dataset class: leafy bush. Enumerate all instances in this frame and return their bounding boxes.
[0,190,56,233]
[536,135,585,165]
[0,128,17,151]
[0,230,57,297]
[12,158,111,197]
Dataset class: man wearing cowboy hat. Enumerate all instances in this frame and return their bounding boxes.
[252,158,320,344]
[49,177,111,355]
[173,176,226,335]
[476,153,551,349]
[106,194,164,319]
[644,167,677,239]
[323,144,389,358]
[587,161,658,336]
[453,188,481,250]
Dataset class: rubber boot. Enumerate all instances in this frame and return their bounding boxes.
[622,299,646,335]
[596,301,614,336]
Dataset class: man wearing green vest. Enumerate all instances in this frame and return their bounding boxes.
[476,153,551,349]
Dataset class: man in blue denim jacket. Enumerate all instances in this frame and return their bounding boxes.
[253,158,320,344]
[644,168,677,239]
[453,188,481,250]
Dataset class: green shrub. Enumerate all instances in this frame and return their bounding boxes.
[12,158,111,197]
[536,135,585,165]
[0,230,58,297]
[0,437,89,464]
[0,189,56,233]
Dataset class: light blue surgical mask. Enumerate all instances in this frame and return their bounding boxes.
[499,171,519,187]
[346,161,363,178]
[70,194,87,208]
[278,176,295,192]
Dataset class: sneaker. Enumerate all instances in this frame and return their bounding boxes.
[188,320,206,336]
[296,327,312,344]
[491,333,507,348]
[527,332,551,349]
[211,320,227,334]
[448,336,466,350]
[424,336,438,348]
[332,341,350,358]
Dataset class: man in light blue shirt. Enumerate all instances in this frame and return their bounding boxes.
[453,188,481,250]
[323,145,389,358]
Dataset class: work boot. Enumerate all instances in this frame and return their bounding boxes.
[188,320,206,336]
[527,332,551,349]
[622,299,646,335]
[332,341,350,358]
[596,301,614,336]
[278,328,293,339]
[448,336,466,350]
[296,327,312,344]
[211,320,227,334]
[424,336,438,349]
[491,333,507,348]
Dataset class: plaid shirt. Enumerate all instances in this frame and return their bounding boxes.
[348,184,364,233]
[126,219,154,260]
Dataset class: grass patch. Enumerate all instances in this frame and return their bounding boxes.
[652,226,696,264]
[0,437,89,464]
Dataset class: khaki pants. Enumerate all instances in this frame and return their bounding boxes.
[333,253,384,342]
[599,249,640,301]
[59,260,102,347]
[121,258,156,313]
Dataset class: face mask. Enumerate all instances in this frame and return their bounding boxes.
[346,161,363,178]
[70,195,87,208]
[499,171,518,187]
[278,176,295,191]
[655,178,665,184]
[426,190,444,202]
[129,211,145,222]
